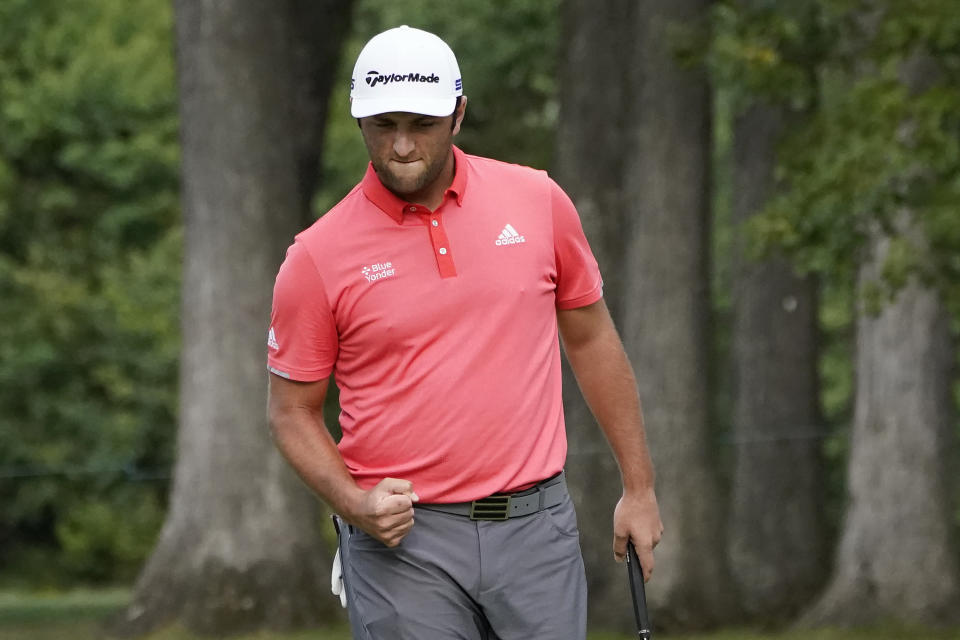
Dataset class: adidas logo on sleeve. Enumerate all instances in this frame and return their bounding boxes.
[495,224,525,246]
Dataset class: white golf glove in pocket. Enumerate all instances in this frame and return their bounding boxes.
[331,547,346,608]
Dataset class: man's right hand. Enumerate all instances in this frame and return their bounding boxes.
[351,478,419,547]
[268,376,418,548]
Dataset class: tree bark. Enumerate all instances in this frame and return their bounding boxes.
[554,0,639,631]
[114,1,352,635]
[799,218,960,627]
[726,98,826,621]
[558,0,733,631]
[619,0,734,629]
[554,0,634,315]
[798,43,960,629]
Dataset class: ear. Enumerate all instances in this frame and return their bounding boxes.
[452,96,467,136]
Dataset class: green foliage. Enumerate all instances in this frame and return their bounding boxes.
[710,0,825,111]
[0,0,563,586]
[56,491,164,581]
[9,0,951,600]
[0,0,562,588]
[0,0,179,583]
[710,0,960,530]
[713,1,960,315]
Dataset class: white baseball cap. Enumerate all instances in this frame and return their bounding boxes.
[350,25,463,118]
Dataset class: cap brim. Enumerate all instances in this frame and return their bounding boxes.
[351,96,457,118]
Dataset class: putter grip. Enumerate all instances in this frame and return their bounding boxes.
[626,541,652,639]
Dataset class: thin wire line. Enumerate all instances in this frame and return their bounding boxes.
[0,464,170,481]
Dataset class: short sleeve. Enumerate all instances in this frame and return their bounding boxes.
[266,241,338,381]
[550,178,603,309]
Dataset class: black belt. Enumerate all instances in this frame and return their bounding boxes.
[417,471,567,521]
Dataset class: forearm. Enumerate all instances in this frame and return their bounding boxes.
[269,408,365,521]
[562,323,655,493]
[559,300,663,572]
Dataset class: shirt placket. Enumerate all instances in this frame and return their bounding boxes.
[406,204,457,279]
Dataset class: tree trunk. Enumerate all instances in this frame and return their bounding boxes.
[799,44,960,629]
[726,98,826,621]
[554,0,634,315]
[557,0,731,630]
[554,0,639,631]
[619,0,734,629]
[114,1,352,635]
[798,218,960,627]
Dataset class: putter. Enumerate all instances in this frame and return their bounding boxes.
[626,541,652,639]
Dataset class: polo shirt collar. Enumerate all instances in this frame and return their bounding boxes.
[361,145,468,223]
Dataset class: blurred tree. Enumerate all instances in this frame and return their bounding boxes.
[799,46,960,627]
[553,0,639,631]
[801,213,960,626]
[557,0,734,631]
[113,1,352,635]
[618,0,735,628]
[0,0,180,582]
[750,0,960,319]
[721,0,827,621]
[723,0,960,626]
[0,0,566,594]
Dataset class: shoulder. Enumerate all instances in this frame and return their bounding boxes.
[463,152,574,212]
[463,151,550,186]
[461,152,564,211]
[274,183,371,286]
[295,183,366,249]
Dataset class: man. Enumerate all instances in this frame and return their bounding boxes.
[267,25,662,640]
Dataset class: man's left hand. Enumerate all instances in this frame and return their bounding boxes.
[613,487,663,582]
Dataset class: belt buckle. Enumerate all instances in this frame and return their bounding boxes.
[469,495,510,521]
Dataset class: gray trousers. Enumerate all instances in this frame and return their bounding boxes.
[337,491,587,640]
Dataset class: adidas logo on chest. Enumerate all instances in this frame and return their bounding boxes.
[495,223,525,246]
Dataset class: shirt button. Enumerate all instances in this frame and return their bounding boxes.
[409,206,418,212]
[431,219,439,227]
[439,248,448,255]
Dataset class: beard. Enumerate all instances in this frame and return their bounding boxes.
[371,151,450,200]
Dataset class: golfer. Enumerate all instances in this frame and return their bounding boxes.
[267,25,663,640]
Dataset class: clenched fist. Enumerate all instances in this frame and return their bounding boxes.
[351,477,419,547]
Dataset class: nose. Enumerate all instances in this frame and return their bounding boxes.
[393,132,414,158]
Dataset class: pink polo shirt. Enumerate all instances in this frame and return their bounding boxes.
[268,146,602,503]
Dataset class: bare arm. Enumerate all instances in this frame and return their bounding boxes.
[268,374,417,547]
[558,298,663,580]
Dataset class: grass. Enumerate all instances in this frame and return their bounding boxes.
[1,590,959,640]
[0,590,351,640]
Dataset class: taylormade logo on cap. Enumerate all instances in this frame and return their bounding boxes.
[365,70,440,88]
[350,25,463,118]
